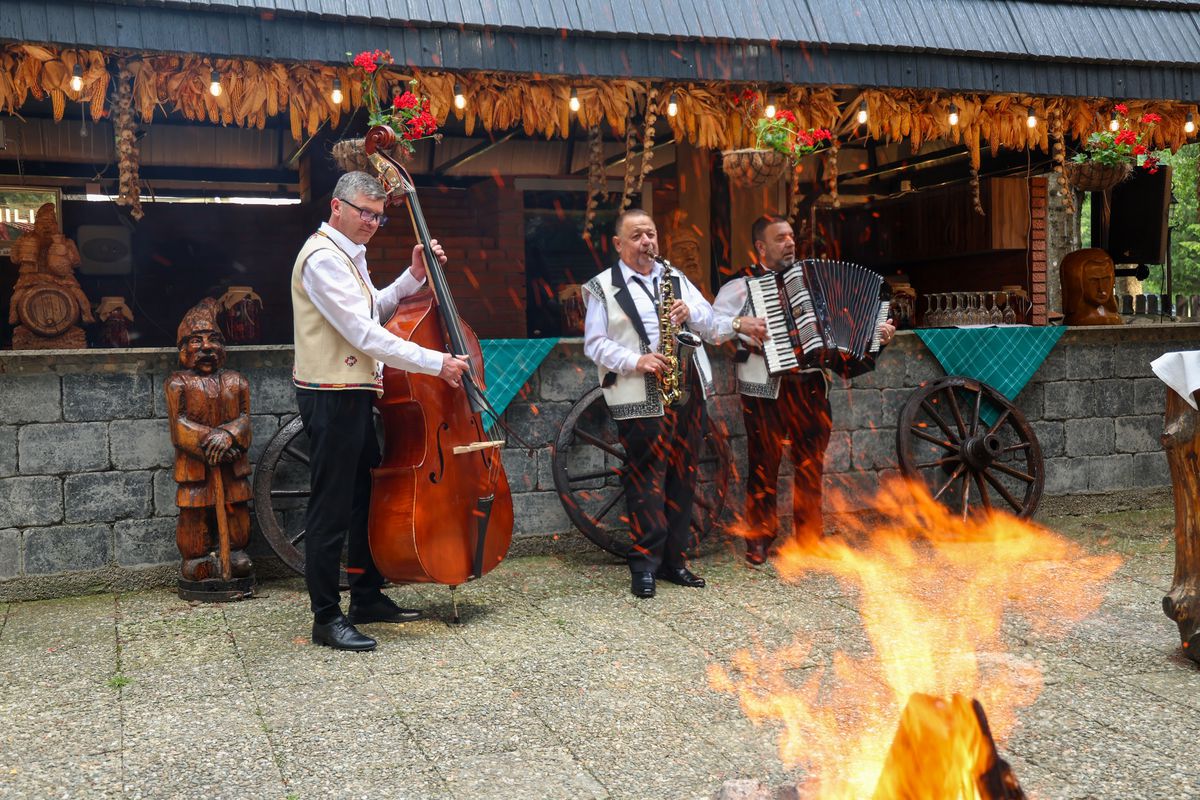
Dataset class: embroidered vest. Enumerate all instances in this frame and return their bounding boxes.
[290,233,383,393]
[582,264,714,420]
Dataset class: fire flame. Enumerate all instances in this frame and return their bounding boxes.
[708,477,1121,799]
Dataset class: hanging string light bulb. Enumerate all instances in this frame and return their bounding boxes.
[209,69,222,97]
[70,63,83,93]
[454,83,466,110]
[667,92,678,117]
[856,100,868,125]
[569,88,580,113]
[1186,112,1195,135]
[1026,106,1037,128]
[948,102,959,126]
[764,94,777,119]
[1109,109,1120,132]
[331,77,343,105]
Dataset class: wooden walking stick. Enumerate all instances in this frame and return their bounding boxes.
[212,466,233,582]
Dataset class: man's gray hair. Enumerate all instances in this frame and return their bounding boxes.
[333,171,387,203]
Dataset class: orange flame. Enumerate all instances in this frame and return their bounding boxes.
[708,476,1121,799]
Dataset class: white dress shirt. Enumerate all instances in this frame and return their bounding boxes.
[583,260,717,375]
[301,222,444,376]
[709,276,749,345]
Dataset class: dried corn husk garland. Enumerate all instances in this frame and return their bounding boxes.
[2,44,1198,166]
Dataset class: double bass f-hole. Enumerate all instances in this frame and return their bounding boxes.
[431,422,450,484]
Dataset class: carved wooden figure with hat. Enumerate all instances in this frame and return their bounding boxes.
[164,298,255,601]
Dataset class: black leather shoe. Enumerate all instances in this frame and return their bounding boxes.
[631,571,656,598]
[657,566,706,588]
[745,539,769,565]
[347,595,423,625]
[312,615,376,651]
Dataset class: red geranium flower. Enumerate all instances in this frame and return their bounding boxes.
[1140,112,1162,124]
[1114,103,1128,115]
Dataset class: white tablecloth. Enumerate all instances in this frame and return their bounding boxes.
[1151,350,1200,410]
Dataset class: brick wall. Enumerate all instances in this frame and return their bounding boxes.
[1031,176,1050,325]
[366,181,528,339]
[1,325,1192,598]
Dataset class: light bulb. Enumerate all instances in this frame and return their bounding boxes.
[70,64,83,93]
[1026,107,1037,128]
[856,100,868,125]
[764,102,776,119]
[948,103,959,126]
[331,78,343,105]
[1109,110,1120,132]
[569,89,580,113]
[1186,112,1195,135]
[667,93,678,117]
[453,83,466,110]
[209,70,222,98]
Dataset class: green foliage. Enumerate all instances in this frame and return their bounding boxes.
[1144,143,1200,295]
[1079,143,1200,296]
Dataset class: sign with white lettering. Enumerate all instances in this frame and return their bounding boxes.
[0,187,61,258]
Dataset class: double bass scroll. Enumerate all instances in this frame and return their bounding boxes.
[362,126,514,586]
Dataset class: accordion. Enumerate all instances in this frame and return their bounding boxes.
[745,259,891,378]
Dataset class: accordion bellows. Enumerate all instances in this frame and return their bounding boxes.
[746,259,892,378]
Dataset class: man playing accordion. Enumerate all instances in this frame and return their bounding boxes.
[581,209,718,598]
[707,215,896,564]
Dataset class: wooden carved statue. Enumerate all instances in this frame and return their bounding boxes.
[8,203,94,349]
[1060,248,1122,326]
[669,230,708,299]
[1161,385,1200,661]
[95,296,135,348]
[165,298,255,601]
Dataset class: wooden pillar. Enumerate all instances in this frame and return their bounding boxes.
[1161,387,1200,661]
[729,176,786,277]
[665,141,714,298]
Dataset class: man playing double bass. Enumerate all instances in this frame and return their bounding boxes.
[707,215,895,564]
[581,208,718,598]
[291,171,470,651]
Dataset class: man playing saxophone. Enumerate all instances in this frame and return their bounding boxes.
[582,208,718,598]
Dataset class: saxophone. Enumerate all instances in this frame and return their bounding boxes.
[654,256,702,407]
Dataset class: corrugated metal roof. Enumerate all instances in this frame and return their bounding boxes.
[7,0,1200,99]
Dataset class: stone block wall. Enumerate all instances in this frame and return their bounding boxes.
[1,325,1194,596]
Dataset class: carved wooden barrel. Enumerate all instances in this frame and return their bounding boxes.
[16,284,79,336]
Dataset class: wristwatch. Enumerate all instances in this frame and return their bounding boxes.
[732,316,743,333]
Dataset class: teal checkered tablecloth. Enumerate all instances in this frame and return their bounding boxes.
[915,326,1066,400]
[479,338,560,430]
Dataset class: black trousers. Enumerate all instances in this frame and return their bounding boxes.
[741,371,832,545]
[614,388,706,573]
[296,388,385,623]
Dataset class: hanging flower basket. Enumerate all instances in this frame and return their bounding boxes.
[331,138,409,174]
[721,148,789,189]
[1064,161,1132,193]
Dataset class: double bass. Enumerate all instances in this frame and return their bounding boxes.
[363,126,514,586]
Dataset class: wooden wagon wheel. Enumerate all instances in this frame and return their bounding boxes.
[551,386,732,558]
[896,376,1044,520]
[252,414,349,587]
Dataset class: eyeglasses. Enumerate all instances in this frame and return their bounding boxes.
[339,198,388,227]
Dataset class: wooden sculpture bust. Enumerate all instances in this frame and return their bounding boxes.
[1061,248,1122,326]
[7,203,94,349]
[165,298,255,600]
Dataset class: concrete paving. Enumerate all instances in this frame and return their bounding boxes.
[1,506,1197,800]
